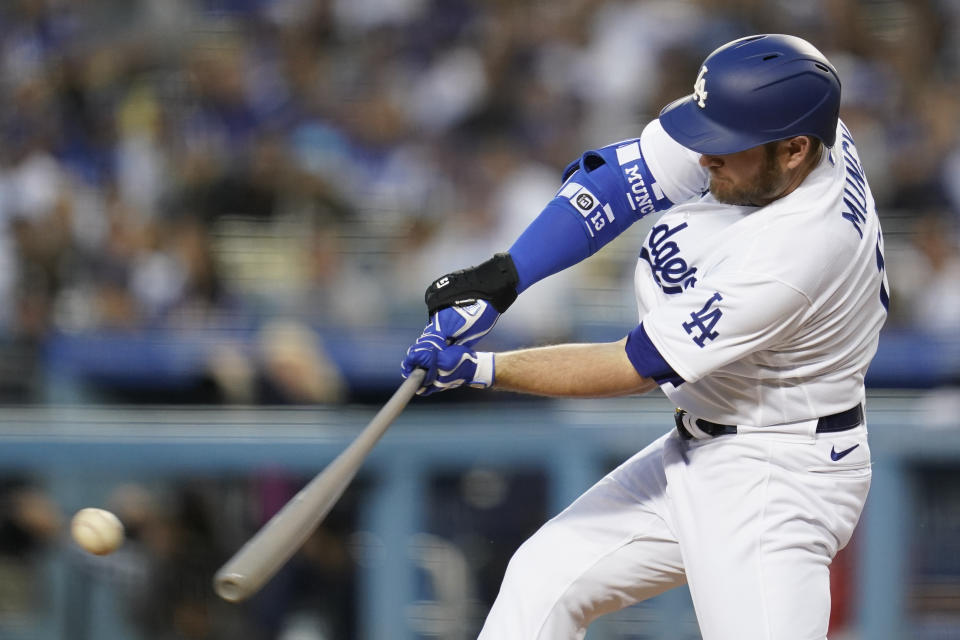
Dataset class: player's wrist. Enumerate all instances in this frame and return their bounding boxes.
[472,351,495,388]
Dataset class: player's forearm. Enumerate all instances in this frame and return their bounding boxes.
[492,338,657,398]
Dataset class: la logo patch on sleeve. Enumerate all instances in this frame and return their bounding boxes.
[682,292,723,348]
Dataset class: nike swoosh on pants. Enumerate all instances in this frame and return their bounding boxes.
[830,444,859,461]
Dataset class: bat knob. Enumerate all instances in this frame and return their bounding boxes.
[213,571,251,603]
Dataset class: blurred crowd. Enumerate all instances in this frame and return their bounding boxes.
[1,0,960,402]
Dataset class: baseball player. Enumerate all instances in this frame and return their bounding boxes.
[401,34,887,639]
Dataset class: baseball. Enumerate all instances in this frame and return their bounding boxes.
[70,508,125,555]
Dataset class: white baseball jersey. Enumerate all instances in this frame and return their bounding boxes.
[480,120,881,640]
[480,120,880,639]
[632,119,888,427]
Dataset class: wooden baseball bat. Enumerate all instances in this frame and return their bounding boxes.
[213,369,426,602]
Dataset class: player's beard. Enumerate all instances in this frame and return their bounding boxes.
[709,143,788,207]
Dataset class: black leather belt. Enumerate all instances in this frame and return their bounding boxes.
[675,405,864,440]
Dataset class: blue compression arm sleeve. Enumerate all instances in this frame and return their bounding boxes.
[509,139,673,292]
[508,198,592,293]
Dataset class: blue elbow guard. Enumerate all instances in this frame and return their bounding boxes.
[510,139,674,292]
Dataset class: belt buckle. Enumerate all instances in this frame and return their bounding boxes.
[674,409,708,440]
[674,409,691,440]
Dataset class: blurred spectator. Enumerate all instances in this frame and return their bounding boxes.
[0,476,62,627]
[888,211,960,336]
[108,481,255,640]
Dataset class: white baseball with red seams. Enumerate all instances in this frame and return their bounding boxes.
[71,507,125,555]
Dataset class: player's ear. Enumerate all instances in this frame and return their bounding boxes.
[783,136,814,169]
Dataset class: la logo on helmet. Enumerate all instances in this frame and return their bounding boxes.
[694,66,708,108]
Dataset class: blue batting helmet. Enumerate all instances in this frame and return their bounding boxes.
[659,34,841,155]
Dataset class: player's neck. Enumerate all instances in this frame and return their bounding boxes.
[764,144,824,206]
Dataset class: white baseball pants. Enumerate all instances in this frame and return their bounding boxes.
[477,423,871,640]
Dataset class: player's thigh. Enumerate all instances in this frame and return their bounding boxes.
[485,433,686,634]
[664,431,870,640]
[500,431,684,591]
[759,429,872,639]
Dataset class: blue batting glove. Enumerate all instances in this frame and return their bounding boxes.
[434,300,500,347]
[400,300,499,382]
[401,332,445,387]
[403,344,494,396]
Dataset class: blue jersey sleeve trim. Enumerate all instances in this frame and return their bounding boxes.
[625,323,685,386]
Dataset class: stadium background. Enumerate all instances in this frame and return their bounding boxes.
[0,0,958,638]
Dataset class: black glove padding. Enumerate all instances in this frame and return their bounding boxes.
[425,252,519,316]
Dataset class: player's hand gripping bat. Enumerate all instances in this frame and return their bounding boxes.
[213,368,426,602]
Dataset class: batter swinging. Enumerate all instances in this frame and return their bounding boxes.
[402,34,887,640]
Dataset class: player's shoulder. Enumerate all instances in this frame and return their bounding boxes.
[560,120,708,206]
[722,197,864,298]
